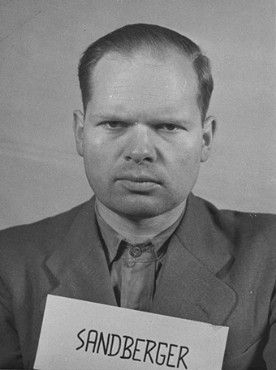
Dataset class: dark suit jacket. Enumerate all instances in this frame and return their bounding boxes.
[0,194,275,369]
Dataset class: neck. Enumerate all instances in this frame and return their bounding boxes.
[96,199,186,241]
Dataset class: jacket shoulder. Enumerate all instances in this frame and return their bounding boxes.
[0,201,91,260]
[194,195,276,252]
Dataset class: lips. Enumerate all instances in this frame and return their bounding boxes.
[116,174,161,184]
[115,172,161,192]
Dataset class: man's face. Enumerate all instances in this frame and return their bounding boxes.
[74,49,214,219]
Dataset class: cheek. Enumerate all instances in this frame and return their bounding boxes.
[164,142,202,191]
[169,138,202,169]
[83,128,103,151]
[82,132,119,187]
[82,141,103,177]
[83,131,108,164]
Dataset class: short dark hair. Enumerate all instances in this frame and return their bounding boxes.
[78,23,213,121]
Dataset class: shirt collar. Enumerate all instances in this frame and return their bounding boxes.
[95,204,185,264]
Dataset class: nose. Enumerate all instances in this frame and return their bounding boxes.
[124,123,157,164]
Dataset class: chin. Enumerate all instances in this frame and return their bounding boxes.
[110,198,173,220]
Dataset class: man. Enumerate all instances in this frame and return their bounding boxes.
[0,23,275,369]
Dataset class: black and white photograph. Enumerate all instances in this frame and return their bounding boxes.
[0,1,275,369]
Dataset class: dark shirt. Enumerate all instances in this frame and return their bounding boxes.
[95,207,183,310]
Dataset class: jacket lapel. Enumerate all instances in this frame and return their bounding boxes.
[41,194,237,325]
[41,198,117,313]
[152,194,237,326]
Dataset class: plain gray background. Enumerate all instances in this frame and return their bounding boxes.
[0,0,275,229]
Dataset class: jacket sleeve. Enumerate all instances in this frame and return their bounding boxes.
[0,274,23,369]
[263,280,276,369]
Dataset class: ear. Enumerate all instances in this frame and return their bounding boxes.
[73,110,85,157]
[200,116,217,162]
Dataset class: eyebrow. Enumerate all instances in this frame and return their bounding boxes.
[88,113,191,126]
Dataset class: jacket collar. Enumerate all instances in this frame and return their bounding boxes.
[177,193,233,275]
[42,194,237,325]
[42,197,117,312]
[153,193,236,325]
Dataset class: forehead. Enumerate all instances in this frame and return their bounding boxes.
[88,49,199,119]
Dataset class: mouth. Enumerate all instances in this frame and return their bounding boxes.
[116,175,161,192]
[118,175,160,183]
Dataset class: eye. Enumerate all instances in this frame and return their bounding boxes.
[157,123,181,132]
[100,121,128,129]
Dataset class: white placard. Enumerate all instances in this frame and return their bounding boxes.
[34,295,228,370]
